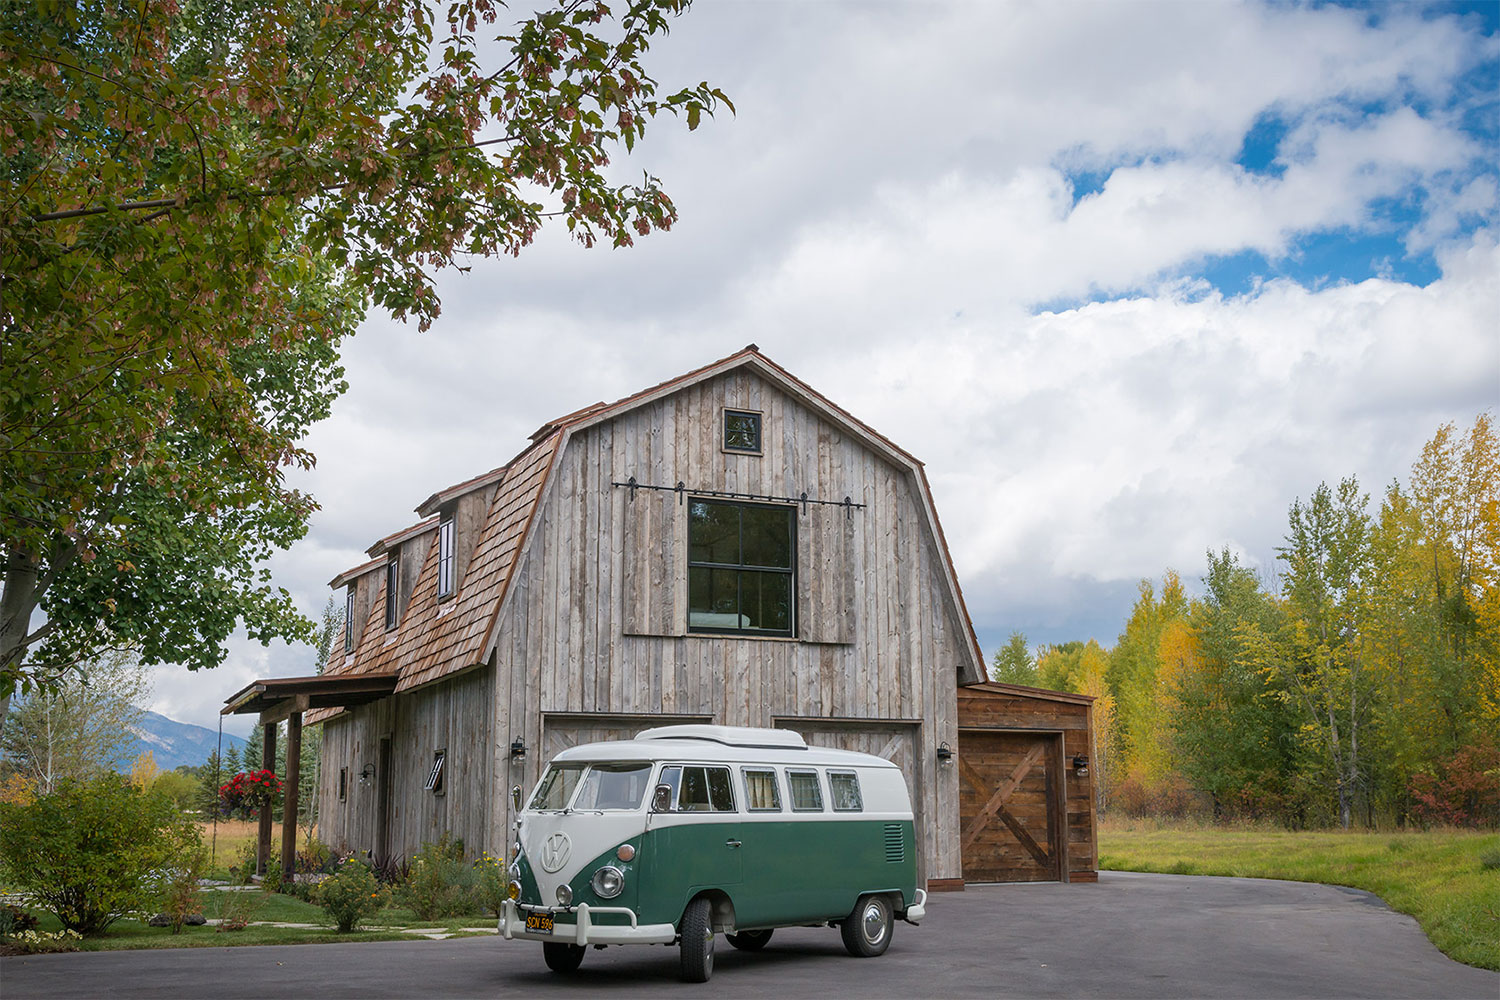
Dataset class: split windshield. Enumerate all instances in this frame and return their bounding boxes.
[528,761,653,811]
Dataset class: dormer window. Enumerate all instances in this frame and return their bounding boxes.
[723,409,762,455]
[384,556,399,630]
[437,515,455,600]
[344,586,355,653]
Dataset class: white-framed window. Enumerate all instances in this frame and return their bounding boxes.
[384,557,399,630]
[436,515,455,600]
[742,767,782,811]
[828,770,863,812]
[344,586,356,652]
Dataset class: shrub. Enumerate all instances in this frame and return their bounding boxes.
[296,837,335,875]
[262,853,283,894]
[1409,739,1500,829]
[156,851,206,934]
[473,851,510,917]
[5,928,82,954]
[394,834,480,920]
[216,890,265,932]
[0,903,38,938]
[315,857,387,932]
[0,774,199,935]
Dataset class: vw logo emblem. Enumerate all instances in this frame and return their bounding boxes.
[539,833,572,873]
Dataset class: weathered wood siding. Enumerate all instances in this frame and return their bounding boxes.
[317,665,494,857]
[488,368,969,880]
[956,685,1097,882]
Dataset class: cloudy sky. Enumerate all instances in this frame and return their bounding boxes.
[156,0,1500,736]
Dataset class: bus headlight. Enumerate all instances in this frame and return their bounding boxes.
[591,866,625,899]
[555,883,573,906]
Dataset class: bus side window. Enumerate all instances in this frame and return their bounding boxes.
[678,765,736,812]
[829,770,863,812]
[706,766,735,811]
[787,769,823,811]
[743,768,781,811]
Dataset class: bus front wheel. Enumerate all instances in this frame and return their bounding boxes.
[678,897,715,982]
[542,942,585,973]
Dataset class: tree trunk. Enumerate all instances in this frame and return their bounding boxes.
[0,546,42,732]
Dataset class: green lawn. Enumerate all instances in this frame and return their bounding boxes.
[1099,820,1500,971]
[8,888,497,952]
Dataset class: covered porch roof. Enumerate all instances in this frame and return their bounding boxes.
[222,672,397,724]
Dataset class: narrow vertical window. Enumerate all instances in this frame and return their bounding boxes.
[723,409,762,454]
[425,749,446,794]
[338,767,348,802]
[384,557,399,630]
[437,516,455,599]
[344,586,355,652]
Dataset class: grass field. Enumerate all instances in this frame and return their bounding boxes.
[1098,819,1500,971]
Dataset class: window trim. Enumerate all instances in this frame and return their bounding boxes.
[741,766,782,812]
[384,557,399,631]
[687,497,797,638]
[666,763,737,813]
[722,408,764,456]
[344,586,356,653]
[786,768,824,812]
[436,515,456,600]
[424,749,446,795]
[828,769,864,812]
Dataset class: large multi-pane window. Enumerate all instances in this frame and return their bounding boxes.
[688,499,795,636]
[436,516,455,599]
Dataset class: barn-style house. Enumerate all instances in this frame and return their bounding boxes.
[224,346,1097,887]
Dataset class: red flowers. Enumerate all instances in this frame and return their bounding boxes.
[218,769,283,817]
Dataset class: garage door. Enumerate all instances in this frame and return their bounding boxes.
[958,730,1064,882]
[773,718,924,878]
[539,712,711,761]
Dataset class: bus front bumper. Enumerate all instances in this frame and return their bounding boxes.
[499,899,677,946]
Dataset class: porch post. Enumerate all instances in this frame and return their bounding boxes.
[257,723,276,876]
[281,713,302,882]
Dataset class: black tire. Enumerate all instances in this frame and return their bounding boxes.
[542,942,586,973]
[840,894,893,958]
[678,896,715,982]
[726,928,773,951]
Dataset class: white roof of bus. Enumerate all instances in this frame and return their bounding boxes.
[551,725,901,770]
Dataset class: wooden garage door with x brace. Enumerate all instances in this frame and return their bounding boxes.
[957,730,1066,882]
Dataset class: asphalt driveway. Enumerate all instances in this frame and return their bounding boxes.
[3,872,1495,999]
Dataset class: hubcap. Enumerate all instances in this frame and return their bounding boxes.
[862,902,886,944]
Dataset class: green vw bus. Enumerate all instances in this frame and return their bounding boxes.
[498,725,927,982]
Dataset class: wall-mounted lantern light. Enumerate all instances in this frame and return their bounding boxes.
[510,738,527,759]
[936,741,955,764]
[1072,754,1089,777]
[358,763,376,785]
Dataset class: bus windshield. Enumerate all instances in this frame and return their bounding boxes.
[573,762,654,810]
[528,763,585,810]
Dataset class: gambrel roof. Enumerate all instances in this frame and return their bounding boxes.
[308,347,984,723]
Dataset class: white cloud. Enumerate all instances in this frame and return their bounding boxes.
[146,1,1499,731]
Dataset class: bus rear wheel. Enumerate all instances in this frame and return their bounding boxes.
[678,897,715,982]
[840,894,893,957]
[726,928,773,951]
[542,942,586,973]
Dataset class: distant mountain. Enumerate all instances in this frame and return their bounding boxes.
[128,711,247,771]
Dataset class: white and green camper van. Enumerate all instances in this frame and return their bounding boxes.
[498,724,927,982]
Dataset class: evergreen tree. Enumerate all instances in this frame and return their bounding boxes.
[990,632,1039,685]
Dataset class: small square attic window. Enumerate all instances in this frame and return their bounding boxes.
[724,409,762,454]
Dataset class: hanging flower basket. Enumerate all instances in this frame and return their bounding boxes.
[219,769,283,818]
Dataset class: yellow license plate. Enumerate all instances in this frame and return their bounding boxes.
[525,912,554,935]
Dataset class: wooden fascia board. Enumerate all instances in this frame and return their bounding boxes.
[414,466,508,517]
[365,516,439,557]
[478,430,567,668]
[328,556,383,590]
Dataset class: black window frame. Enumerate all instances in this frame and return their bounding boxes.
[338,766,348,802]
[687,497,796,638]
[424,748,446,795]
[344,585,356,653]
[723,408,763,455]
[436,515,456,600]
[384,556,399,630]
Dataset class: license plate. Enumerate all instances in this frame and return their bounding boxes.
[525,912,554,935]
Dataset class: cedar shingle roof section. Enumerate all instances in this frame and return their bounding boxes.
[366,515,439,557]
[415,463,510,517]
[310,345,986,720]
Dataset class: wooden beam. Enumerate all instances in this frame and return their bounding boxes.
[996,805,1050,868]
[260,693,311,727]
[959,742,1045,853]
[257,724,276,877]
[280,714,302,885]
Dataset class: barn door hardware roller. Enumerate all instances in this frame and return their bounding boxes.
[611,479,866,516]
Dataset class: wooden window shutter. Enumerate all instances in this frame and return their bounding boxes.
[621,489,686,637]
[797,503,855,644]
